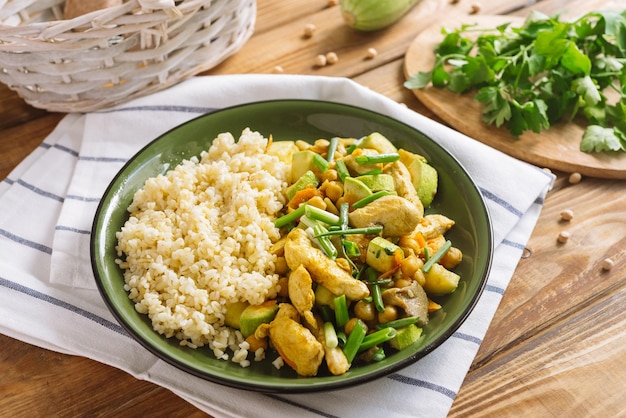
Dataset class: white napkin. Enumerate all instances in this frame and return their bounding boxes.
[0,74,553,418]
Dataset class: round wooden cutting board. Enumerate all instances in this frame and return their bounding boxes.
[404,15,626,179]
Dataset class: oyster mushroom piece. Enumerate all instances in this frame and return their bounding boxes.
[348,195,422,237]
[382,280,429,326]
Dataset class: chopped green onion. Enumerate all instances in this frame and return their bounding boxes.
[323,322,339,348]
[375,316,420,330]
[358,327,397,352]
[319,305,334,323]
[313,153,329,171]
[352,190,393,209]
[346,136,365,155]
[339,202,349,230]
[336,331,347,347]
[327,137,339,162]
[336,159,350,182]
[333,294,349,329]
[372,347,386,362]
[312,224,338,259]
[299,215,317,229]
[362,296,373,303]
[342,239,361,258]
[305,205,340,225]
[274,204,306,228]
[314,225,383,238]
[367,268,385,313]
[360,168,383,176]
[343,319,367,363]
[422,240,452,273]
[423,246,430,261]
[355,153,400,165]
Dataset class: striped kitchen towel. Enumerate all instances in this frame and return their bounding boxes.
[0,74,554,418]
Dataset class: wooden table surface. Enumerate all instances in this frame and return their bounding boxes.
[1,0,625,416]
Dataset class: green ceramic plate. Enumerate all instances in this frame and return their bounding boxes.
[91,100,493,393]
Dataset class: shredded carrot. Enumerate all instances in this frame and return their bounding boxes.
[287,186,321,209]
[245,334,268,352]
[267,134,273,151]
[414,231,427,249]
[379,250,404,279]
[427,299,442,313]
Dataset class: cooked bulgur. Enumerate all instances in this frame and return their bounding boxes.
[115,129,289,364]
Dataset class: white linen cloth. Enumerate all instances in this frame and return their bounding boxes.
[0,74,554,418]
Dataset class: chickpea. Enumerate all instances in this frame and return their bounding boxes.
[274,256,288,275]
[413,269,426,287]
[323,197,339,216]
[307,195,326,209]
[440,246,463,269]
[277,276,289,298]
[377,305,398,324]
[354,300,376,322]
[321,169,338,182]
[344,317,365,335]
[313,138,330,151]
[400,254,423,278]
[324,181,343,202]
[394,277,413,288]
[295,140,311,150]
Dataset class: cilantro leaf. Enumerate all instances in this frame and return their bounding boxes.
[572,76,602,106]
[405,11,626,152]
[404,71,432,89]
[580,125,624,152]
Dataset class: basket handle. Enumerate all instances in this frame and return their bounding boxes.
[137,0,183,18]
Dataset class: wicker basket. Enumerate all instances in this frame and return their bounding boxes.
[0,0,256,112]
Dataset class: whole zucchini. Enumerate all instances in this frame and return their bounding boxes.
[339,0,421,31]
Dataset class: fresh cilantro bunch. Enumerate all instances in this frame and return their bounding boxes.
[405,10,626,153]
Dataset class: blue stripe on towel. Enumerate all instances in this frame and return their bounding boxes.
[0,228,52,254]
[78,156,129,163]
[454,332,482,345]
[479,187,523,218]
[16,179,64,202]
[55,225,91,235]
[486,284,505,295]
[267,395,339,418]
[53,143,80,157]
[387,373,456,399]
[0,276,127,336]
[65,194,102,203]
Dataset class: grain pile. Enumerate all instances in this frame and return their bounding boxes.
[115,129,289,365]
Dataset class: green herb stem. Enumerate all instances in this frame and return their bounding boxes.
[336,159,350,182]
[355,153,400,165]
[358,327,397,352]
[352,190,393,209]
[343,319,367,363]
[375,316,420,330]
[314,226,383,238]
[327,137,339,162]
[333,294,349,329]
[274,204,306,228]
[422,240,452,273]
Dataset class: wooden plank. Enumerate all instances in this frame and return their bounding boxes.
[206,0,540,77]
[451,275,626,417]
[472,176,626,365]
[0,113,63,180]
[0,334,206,417]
